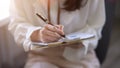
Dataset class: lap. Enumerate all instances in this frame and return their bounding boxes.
[25,61,59,68]
[24,50,100,68]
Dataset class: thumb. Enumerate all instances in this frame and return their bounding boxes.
[59,25,64,30]
[55,25,64,30]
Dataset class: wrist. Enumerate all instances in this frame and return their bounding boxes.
[30,30,41,42]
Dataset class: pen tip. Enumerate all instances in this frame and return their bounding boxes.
[61,35,66,38]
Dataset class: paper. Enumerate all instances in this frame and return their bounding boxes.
[32,33,95,48]
[66,32,95,40]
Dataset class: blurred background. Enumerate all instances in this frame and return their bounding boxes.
[0,0,120,68]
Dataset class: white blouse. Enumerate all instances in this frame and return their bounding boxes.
[9,0,105,63]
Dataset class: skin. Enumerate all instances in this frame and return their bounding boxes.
[30,24,64,43]
[30,24,84,49]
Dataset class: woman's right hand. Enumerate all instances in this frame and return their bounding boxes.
[30,24,64,43]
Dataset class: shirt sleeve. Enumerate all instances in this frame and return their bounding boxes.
[8,0,42,51]
[78,0,106,53]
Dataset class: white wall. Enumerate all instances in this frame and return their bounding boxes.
[0,0,10,20]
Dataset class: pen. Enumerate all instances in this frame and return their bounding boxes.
[36,13,66,38]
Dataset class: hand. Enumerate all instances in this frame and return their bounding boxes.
[30,24,64,43]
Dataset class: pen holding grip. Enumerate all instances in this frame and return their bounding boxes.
[36,13,65,38]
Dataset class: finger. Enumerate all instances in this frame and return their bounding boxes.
[46,31,61,39]
[45,24,64,36]
[54,27,65,36]
[40,28,60,42]
[54,25,60,29]
[55,25,64,30]
[54,32,61,39]
[41,35,58,43]
[41,28,61,39]
[44,32,61,41]
[60,25,64,30]
[45,24,56,32]
[54,25,65,36]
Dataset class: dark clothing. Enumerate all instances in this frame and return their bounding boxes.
[95,0,116,64]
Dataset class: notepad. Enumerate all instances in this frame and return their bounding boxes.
[31,32,95,48]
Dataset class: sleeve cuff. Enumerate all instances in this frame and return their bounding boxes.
[23,26,42,51]
[82,34,99,55]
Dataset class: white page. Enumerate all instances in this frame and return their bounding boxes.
[32,32,95,47]
[66,32,95,40]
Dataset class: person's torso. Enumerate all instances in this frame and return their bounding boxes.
[22,0,90,34]
[23,0,91,63]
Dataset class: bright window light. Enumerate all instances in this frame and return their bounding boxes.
[0,0,10,20]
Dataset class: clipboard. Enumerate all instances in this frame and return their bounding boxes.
[31,33,95,48]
